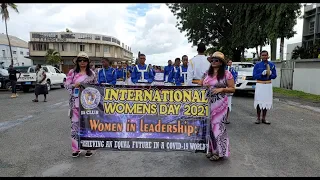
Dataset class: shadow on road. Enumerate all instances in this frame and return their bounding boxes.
[233,91,254,99]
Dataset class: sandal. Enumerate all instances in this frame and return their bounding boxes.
[32,99,38,102]
[206,152,213,158]
[262,119,271,125]
[209,154,220,161]
[72,151,81,158]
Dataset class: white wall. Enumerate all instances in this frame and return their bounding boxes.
[0,44,32,67]
[273,59,320,95]
[293,60,320,95]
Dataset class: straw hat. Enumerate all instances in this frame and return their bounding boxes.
[207,51,226,64]
[73,52,90,64]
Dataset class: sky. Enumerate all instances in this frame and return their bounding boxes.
[0,3,305,66]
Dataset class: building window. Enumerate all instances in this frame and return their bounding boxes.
[27,52,29,55]
[96,45,100,52]
[2,50,5,57]
[95,36,101,40]
[13,51,16,54]
[89,44,92,53]
[102,36,111,41]
[309,21,315,34]
[61,44,65,51]
[80,44,85,52]
[32,43,49,51]
[20,51,23,55]
[53,44,59,51]
[104,45,110,53]
[70,43,76,51]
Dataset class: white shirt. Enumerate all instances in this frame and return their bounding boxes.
[186,55,210,85]
[36,68,47,85]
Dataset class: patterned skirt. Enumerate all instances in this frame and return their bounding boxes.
[208,94,230,157]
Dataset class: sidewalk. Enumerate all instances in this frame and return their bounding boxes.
[273,87,320,112]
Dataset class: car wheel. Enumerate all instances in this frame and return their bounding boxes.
[5,81,11,91]
[61,78,66,88]
[47,80,51,91]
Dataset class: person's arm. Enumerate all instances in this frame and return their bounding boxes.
[131,67,137,83]
[64,69,75,94]
[252,64,262,80]
[212,71,235,94]
[168,68,174,83]
[175,68,181,86]
[111,69,117,85]
[270,64,277,80]
[97,69,102,84]
[16,70,21,79]
[187,60,194,85]
[163,66,167,81]
[147,69,154,83]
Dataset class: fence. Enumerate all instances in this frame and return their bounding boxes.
[271,59,320,95]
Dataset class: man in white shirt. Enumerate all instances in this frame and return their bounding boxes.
[32,64,48,102]
[186,43,210,86]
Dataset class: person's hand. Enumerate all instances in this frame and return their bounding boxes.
[75,82,81,88]
[269,71,272,75]
[262,70,267,75]
[212,88,224,94]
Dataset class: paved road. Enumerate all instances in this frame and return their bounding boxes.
[0,88,320,177]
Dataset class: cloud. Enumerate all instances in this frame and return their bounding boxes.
[0,3,303,66]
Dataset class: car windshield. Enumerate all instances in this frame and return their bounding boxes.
[235,64,254,72]
[14,66,31,73]
[0,69,9,76]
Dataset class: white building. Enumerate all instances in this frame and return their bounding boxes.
[0,33,32,68]
[28,32,133,73]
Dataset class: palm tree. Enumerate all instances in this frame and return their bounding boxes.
[45,49,62,66]
[1,3,19,66]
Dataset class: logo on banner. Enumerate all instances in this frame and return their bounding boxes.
[81,87,101,109]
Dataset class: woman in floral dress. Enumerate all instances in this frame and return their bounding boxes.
[200,51,235,161]
[64,52,97,158]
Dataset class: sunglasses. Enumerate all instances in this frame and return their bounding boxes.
[77,58,89,63]
[209,58,221,63]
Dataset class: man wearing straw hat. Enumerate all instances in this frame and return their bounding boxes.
[186,43,210,86]
[252,50,277,125]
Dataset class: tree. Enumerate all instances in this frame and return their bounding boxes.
[167,3,239,59]
[45,49,62,65]
[1,3,19,66]
[66,28,72,33]
[167,3,271,62]
[265,4,301,61]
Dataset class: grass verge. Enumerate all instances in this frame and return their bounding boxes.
[273,87,320,102]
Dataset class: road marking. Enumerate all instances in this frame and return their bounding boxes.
[0,115,33,132]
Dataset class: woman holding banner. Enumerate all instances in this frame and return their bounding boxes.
[64,52,97,158]
[200,51,235,161]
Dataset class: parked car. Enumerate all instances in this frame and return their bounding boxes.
[232,62,256,92]
[16,65,67,93]
[0,68,11,90]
